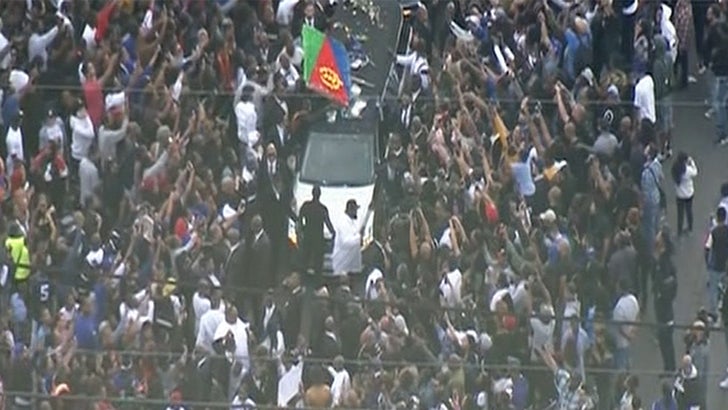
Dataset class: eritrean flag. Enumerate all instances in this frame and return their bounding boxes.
[302,25,352,107]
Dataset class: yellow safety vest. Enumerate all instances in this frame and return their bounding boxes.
[6,236,30,281]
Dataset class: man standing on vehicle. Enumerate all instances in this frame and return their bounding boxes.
[299,185,335,274]
[332,199,366,278]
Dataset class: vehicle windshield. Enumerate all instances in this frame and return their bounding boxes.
[300,132,375,187]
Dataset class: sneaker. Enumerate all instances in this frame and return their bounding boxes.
[699,65,707,75]
[706,109,714,119]
[720,376,728,389]
[721,138,728,146]
[688,75,698,83]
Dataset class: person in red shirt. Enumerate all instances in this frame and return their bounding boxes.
[81,53,120,129]
[9,158,26,195]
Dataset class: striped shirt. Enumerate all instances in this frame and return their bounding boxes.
[396,51,430,89]
[555,369,594,410]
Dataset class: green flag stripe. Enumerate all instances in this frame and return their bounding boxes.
[302,25,326,83]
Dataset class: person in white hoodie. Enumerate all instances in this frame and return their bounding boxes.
[5,112,24,172]
[671,152,698,236]
[70,106,95,165]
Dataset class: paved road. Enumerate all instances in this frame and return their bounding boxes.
[631,75,728,408]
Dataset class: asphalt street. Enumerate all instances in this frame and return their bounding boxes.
[631,75,728,408]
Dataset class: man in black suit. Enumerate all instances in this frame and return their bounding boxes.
[281,273,305,348]
[240,346,278,405]
[257,143,293,278]
[224,228,246,304]
[376,134,409,206]
[243,215,272,322]
[262,75,291,154]
[393,93,415,142]
[292,0,336,38]
[259,289,283,347]
[298,185,335,273]
[408,75,433,122]
[249,27,277,67]
[314,316,341,360]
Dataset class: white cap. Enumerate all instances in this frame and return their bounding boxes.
[539,209,557,223]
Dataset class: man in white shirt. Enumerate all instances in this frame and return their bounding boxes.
[278,54,300,91]
[28,18,63,71]
[213,305,251,400]
[79,155,100,208]
[70,107,95,164]
[612,285,640,371]
[634,72,656,125]
[195,296,226,354]
[5,113,24,172]
[395,46,430,90]
[332,199,366,275]
[529,303,555,362]
[235,85,258,149]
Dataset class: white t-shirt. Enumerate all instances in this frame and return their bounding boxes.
[196,309,225,354]
[529,314,555,360]
[634,75,656,124]
[70,113,95,161]
[6,126,24,167]
[675,160,698,199]
[192,292,212,334]
[214,319,251,375]
[612,294,640,348]
[439,269,463,308]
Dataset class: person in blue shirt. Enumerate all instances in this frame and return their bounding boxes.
[74,297,98,351]
[652,381,677,410]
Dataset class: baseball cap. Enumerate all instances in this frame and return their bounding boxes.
[345,199,359,211]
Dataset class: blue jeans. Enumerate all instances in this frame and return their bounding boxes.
[614,346,631,371]
[642,201,660,256]
[707,268,725,315]
[712,76,728,139]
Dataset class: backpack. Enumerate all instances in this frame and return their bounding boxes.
[653,54,674,100]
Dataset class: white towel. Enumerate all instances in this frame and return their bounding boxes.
[328,368,351,407]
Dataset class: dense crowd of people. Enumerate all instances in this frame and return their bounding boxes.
[1,0,728,409]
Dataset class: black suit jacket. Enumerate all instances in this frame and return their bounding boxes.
[292,0,335,38]
[225,240,247,290]
[316,332,342,360]
[257,159,293,206]
[260,304,284,342]
[247,231,272,288]
[262,96,290,151]
[282,287,304,348]
[241,366,278,405]
[249,45,277,67]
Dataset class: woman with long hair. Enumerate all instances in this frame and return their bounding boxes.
[671,151,698,236]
